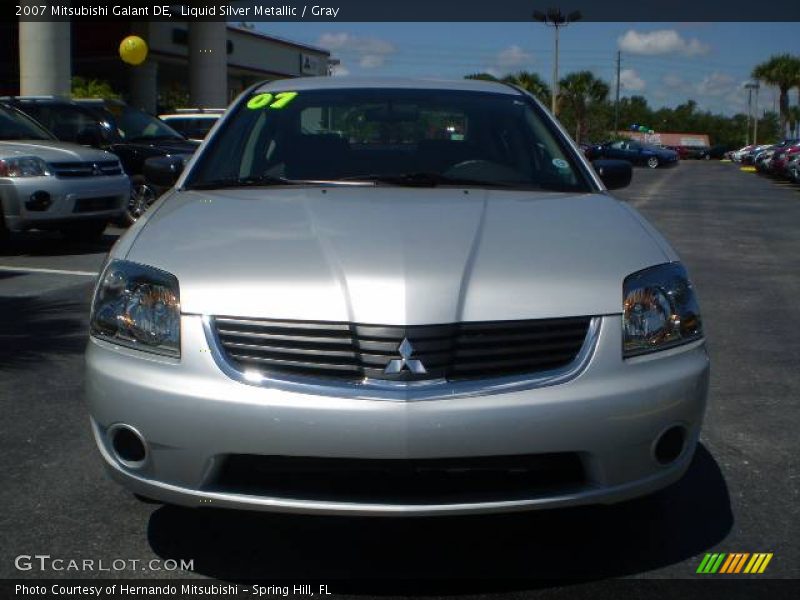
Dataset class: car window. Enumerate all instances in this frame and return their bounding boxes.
[163,117,216,139]
[187,88,591,192]
[84,103,184,142]
[19,104,99,142]
[0,105,55,141]
[610,141,625,150]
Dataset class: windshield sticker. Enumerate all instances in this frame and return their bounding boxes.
[246,92,298,110]
[552,158,569,169]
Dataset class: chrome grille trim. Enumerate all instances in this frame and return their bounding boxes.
[50,160,123,178]
[202,316,602,401]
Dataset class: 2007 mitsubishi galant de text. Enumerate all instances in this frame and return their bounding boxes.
[86,78,709,516]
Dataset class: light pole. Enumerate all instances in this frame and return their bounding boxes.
[745,82,760,146]
[533,8,581,116]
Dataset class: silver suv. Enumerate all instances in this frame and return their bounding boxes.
[0,103,129,240]
[87,78,708,515]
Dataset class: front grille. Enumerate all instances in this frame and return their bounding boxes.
[51,160,123,178]
[72,195,120,213]
[211,453,586,504]
[213,316,592,383]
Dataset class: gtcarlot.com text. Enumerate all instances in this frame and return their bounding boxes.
[14,554,193,573]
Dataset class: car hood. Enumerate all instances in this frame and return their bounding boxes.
[0,140,118,162]
[123,187,671,324]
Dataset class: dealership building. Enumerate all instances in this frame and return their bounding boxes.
[1,20,334,113]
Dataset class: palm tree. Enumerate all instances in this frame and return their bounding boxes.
[501,71,551,106]
[558,71,610,143]
[752,54,800,138]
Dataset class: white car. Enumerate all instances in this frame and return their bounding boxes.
[158,109,224,142]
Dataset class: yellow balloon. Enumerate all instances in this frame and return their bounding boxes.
[119,35,148,66]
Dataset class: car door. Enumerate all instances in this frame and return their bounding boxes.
[604,140,628,159]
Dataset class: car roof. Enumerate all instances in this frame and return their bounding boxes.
[253,77,522,96]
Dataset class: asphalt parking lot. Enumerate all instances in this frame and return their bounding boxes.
[0,161,798,589]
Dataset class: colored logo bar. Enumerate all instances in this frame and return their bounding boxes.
[696,553,773,574]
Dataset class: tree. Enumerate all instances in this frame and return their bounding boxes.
[502,71,551,106]
[752,54,800,138]
[558,71,610,143]
[71,76,120,100]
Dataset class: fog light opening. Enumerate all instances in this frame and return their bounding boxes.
[109,424,148,467]
[26,191,52,211]
[654,426,686,466]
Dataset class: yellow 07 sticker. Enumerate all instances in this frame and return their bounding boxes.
[246,92,298,110]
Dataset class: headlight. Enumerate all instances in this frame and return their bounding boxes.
[623,262,702,357]
[90,260,181,357]
[0,156,51,177]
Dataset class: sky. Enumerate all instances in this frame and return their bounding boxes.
[253,22,800,116]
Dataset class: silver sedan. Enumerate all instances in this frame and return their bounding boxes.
[86,78,709,516]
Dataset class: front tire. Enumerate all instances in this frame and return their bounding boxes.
[123,176,158,226]
[647,156,660,169]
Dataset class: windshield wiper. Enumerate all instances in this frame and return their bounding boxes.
[187,174,306,190]
[337,172,514,188]
[127,135,184,143]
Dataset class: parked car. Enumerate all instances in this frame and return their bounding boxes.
[0,102,129,241]
[766,144,800,177]
[730,145,755,162]
[665,145,688,160]
[586,140,679,168]
[697,144,731,160]
[158,108,225,142]
[787,154,800,183]
[2,96,198,224]
[681,145,710,160]
[86,77,708,515]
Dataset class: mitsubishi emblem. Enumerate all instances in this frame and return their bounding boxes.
[384,338,427,375]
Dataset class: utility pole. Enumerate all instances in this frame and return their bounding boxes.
[533,8,582,116]
[753,83,760,145]
[745,86,752,146]
[745,82,759,146]
[614,51,621,135]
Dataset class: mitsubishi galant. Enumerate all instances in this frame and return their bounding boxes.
[85,78,709,515]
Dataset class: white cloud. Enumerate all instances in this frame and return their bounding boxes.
[317,33,395,70]
[620,69,646,91]
[330,63,350,77]
[618,29,710,56]
[662,73,686,89]
[695,72,735,97]
[495,45,533,69]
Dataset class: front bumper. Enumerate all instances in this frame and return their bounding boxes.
[0,175,129,231]
[86,314,709,516]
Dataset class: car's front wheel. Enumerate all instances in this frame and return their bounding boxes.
[647,156,660,169]
[123,176,158,226]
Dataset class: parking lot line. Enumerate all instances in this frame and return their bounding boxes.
[0,265,98,277]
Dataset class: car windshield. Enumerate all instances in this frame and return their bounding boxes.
[0,105,55,141]
[186,88,592,192]
[92,103,184,142]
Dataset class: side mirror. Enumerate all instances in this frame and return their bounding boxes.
[75,124,107,147]
[592,159,632,190]
[143,155,188,187]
